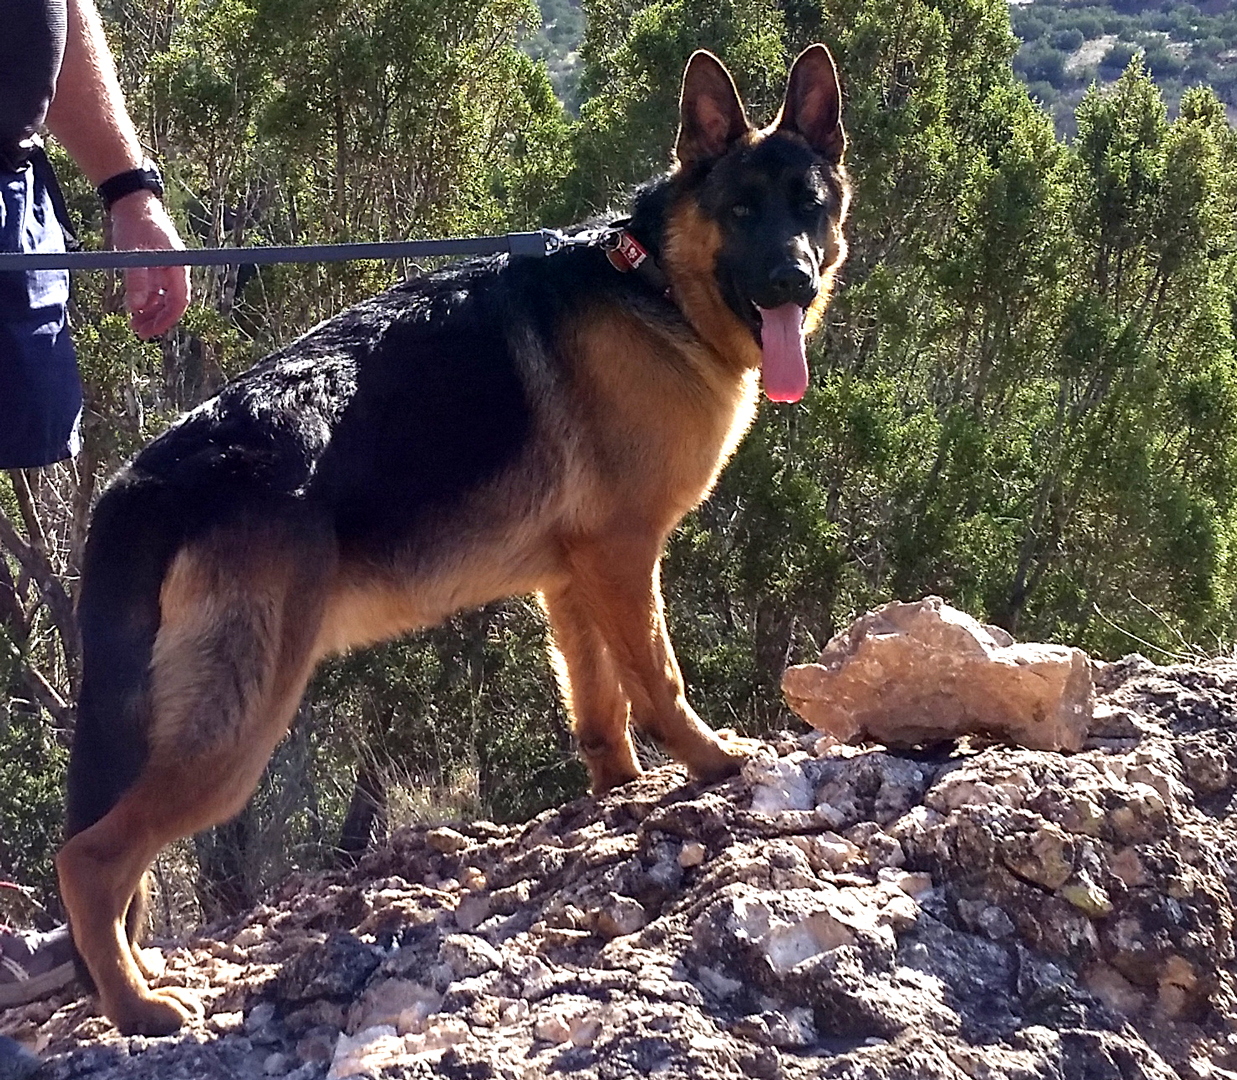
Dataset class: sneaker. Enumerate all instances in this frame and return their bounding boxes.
[0,926,76,1009]
[0,1034,40,1080]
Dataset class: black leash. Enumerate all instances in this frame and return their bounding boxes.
[0,216,675,302]
[0,230,555,271]
[1,137,674,293]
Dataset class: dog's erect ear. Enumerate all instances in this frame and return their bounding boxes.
[776,44,845,163]
[675,51,751,169]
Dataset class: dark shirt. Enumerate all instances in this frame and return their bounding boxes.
[0,0,66,151]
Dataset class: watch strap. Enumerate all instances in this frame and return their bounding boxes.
[98,159,164,210]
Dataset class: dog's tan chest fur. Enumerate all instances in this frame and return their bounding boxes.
[566,304,760,527]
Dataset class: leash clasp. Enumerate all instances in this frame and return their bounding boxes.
[507,230,564,258]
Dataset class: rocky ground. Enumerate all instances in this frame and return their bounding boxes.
[5,654,1237,1079]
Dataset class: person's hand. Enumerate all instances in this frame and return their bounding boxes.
[107,191,191,339]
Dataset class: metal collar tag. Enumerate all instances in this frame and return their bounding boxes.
[605,231,650,273]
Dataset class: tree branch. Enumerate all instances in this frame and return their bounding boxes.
[0,501,79,669]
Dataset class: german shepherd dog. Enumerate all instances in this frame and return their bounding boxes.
[58,45,850,1035]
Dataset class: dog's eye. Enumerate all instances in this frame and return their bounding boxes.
[731,203,752,219]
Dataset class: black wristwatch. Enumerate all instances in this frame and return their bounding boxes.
[97,158,164,210]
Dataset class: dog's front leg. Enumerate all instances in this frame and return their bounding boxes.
[540,586,642,793]
[565,536,757,783]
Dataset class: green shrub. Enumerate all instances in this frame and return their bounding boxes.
[1017,42,1067,85]
[1025,79,1059,105]
[1143,42,1185,79]
[1100,40,1139,75]
[1102,12,1129,35]
[1051,27,1084,52]
[1067,13,1104,40]
[1013,11,1049,42]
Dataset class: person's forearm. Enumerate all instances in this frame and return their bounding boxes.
[43,0,143,184]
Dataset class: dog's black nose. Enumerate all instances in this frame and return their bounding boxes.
[765,262,816,308]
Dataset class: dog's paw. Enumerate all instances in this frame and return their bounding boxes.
[714,728,765,760]
[161,985,206,1017]
[687,728,763,783]
[113,986,203,1037]
[588,757,644,796]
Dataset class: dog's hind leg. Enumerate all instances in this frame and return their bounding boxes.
[565,536,757,784]
[540,586,642,793]
[58,520,331,1036]
[58,775,204,1033]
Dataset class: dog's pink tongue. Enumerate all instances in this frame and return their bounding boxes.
[758,304,808,403]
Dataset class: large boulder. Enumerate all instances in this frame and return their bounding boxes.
[782,596,1094,750]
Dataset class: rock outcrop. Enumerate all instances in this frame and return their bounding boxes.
[4,654,1237,1079]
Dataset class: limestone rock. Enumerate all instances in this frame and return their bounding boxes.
[743,752,816,813]
[532,1012,571,1044]
[593,894,648,939]
[346,979,441,1035]
[782,596,1093,750]
[274,933,382,1004]
[425,827,471,855]
[678,841,707,868]
[438,934,502,980]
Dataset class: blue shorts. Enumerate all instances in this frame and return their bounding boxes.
[0,151,81,468]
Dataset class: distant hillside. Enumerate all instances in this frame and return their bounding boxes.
[527,0,585,112]
[1011,0,1237,134]
[528,0,1237,131]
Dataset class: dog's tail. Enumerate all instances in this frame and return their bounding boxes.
[66,474,183,843]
